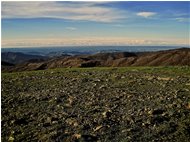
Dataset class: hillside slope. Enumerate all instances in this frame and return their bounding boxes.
[1,52,47,64]
[2,48,190,72]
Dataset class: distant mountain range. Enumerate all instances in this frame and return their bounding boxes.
[2,48,190,72]
[1,52,48,64]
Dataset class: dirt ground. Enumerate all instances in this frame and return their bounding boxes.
[2,67,190,142]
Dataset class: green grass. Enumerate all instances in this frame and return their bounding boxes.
[2,66,190,77]
[2,66,189,91]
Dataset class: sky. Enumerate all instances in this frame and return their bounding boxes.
[1,1,190,47]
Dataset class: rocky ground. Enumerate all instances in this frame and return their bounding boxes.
[2,67,190,142]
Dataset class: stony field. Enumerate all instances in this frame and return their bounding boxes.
[1,67,190,142]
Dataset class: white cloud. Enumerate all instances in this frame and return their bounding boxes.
[2,1,125,23]
[175,17,190,22]
[2,37,189,48]
[137,12,156,18]
[66,27,77,30]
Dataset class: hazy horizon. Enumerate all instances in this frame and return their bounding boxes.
[2,1,190,48]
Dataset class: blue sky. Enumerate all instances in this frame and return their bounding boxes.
[2,1,190,47]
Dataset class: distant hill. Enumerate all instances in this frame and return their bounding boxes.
[1,52,47,64]
[2,48,190,72]
[1,61,14,66]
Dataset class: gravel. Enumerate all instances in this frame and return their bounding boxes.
[2,67,190,142]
